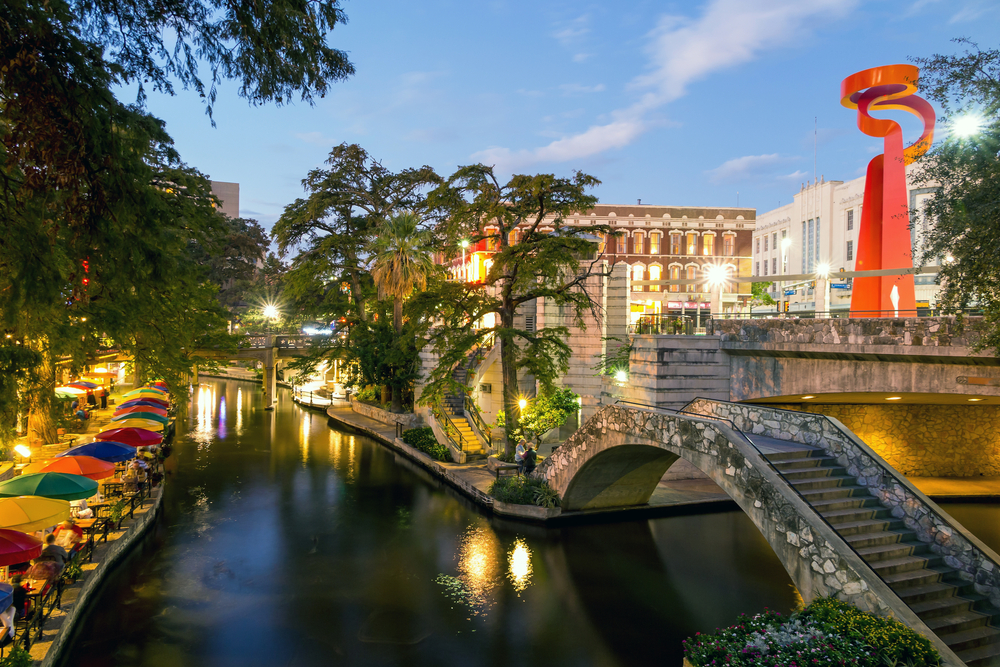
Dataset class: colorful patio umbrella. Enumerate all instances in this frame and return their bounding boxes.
[0,583,13,611]
[94,428,163,448]
[0,472,98,502]
[23,455,116,481]
[119,398,168,408]
[106,418,165,432]
[116,403,167,413]
[112,411,169,425]
[114,407,167,419]
[0,530,43,566]
[124,388,166,398]
[69,382,105,396]
[0,497,71,532]
[70,381,99,388]
[59,441,136,463]
[55,386,87,396]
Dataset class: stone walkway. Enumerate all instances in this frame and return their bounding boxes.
[910,476,1000,499]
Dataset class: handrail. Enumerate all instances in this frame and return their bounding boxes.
[464,394,492,450]
[612,399,913,604]
[434,404,468,452]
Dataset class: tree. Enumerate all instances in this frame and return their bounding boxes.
[911,40,1000,353]
[749,281,777,315]
[190,216,270,311]
[419,166,612,455]
[495,387,580,443]
[370,212,436,412]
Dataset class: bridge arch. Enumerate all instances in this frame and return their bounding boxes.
[534,402,1000,666]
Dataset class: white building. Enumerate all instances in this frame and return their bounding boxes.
[753,168,940,315]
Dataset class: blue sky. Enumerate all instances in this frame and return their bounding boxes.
[127,0,1000,231]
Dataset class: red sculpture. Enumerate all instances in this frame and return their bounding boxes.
[841,65,935,317]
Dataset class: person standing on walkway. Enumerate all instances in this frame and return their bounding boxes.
[515,439,527,475]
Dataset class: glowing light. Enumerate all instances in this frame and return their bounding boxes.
[518,398,527,410]
[507,539,533,593]
[457,525,501,612]
[614,369,628,384]
[14,445,31,459]
[781,237,792,251]
[816,263,831,279]
[263,304,279,319]
[968,398,984,402]
[886,396,902,401]
[460,239,470,249]
[704,264,730,288]
[952,113,985,138]
[944,255,955,263]
[801,395,815,400]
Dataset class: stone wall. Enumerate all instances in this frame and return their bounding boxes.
[772,403,1000,477]
[532,404,967,666]
[687,399,1000,614]
[349,397,423,429]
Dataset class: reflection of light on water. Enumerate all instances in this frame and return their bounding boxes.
[218,395,227,439]
[442,524,501,616]
[300,413,311,467]
[236,389,243,435]
[507,538,533,593]
[194,386,214,440]
[347,435,355,482]
[330,431,341,469]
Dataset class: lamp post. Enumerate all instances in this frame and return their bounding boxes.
[781,237,792,316]
[704,264,730,319]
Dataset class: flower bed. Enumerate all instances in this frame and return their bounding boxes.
[488,476,560,509]
[683,597,940,667]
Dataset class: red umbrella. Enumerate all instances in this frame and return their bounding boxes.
[0,530,43,566]
[22,455,116,480]
[94,428,163,448]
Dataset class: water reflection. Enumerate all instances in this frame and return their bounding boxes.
[235,388,243,435]
[507,538,533,593]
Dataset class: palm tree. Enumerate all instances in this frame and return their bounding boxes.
[370,211,434,412]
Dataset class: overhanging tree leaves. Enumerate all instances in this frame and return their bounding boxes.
[911,40,1000,353]
[419,166,612,455]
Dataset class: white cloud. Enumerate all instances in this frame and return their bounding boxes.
[707,154,798,183]
[779,169,809,181]
[295,132,333,147]
[477,0,856,171]
[553,14,589,47]
[559,83,606,95]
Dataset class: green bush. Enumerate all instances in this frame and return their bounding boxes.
[684,597,940,667]
[354,385,380,404]
[488,476,561,508]
[402,427,450,462]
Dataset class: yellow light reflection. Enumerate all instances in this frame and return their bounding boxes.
[300,413,311,467]
[507,538,533,593]
[347,435,355,482]
[456,525,501,612]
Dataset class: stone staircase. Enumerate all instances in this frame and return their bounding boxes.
[766,446,1000,667]
[443,412,489,460]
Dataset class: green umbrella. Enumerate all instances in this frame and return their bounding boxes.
[0,472,98,501]
[111,411,169,425]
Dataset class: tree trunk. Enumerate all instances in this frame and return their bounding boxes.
[351,271,367,323]
[499,308,519,457]
[390,298,404,413]
[26,338,57,446]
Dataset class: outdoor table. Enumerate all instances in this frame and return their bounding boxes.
[75,519,96,530]
[102,482,123,498]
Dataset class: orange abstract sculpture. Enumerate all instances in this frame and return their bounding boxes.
[841,65,935,317]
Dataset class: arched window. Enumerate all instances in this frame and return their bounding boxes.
[649,265,662,292]
[703,233,716,256]
[669,264,681,293]
[632,264,645,291]
[649,232,661,254]
[633,231,645,254]
[616,233,626,254]
[686,232,698,255]
[669,232,682,255]
[685,265,697,293]
[722,233,736,257]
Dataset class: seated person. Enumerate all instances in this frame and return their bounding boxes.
[522,444,538,475]
[25,559,62,591]
[35,533,69,569]
[74,408,89,421]
[9,576,27,620]
[53,519,84,553]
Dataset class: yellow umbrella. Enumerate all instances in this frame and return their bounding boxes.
[0,496,71,532]
[101,418,164,432]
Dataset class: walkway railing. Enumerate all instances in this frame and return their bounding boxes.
[464,395,492,452]
[292,387,334,407]
[434,404,470,453]
[710,307,982,320]
[628,314,695,335]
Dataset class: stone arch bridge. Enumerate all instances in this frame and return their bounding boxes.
[534,400,1000,667]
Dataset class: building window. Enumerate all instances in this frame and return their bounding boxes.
[772,257,777,274]
[772,232,777,251]
[756,238,760,254]
[649,232,661,255]
[616,233,626,254]
[764,236,769,253]
[801,221,807,272]
[686,232,697,255]
[763,261,768,276]
[755,261,760,276]
[685,265,696,293]
[807,219,815,271]
[846,209,854,231]
[649,265,661,291]
[814,218,821,268]
[634,231,646,254]
[669,265,680,293]
[703,234,715,255]
[723,234,735,257]
[847,240,854,261]
[632,264,644,292]
[670,233,682,255]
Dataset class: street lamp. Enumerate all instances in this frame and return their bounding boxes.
[262,303,279,334]
[704,264,730,317]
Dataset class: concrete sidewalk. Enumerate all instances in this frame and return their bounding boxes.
[910,476,1000,500]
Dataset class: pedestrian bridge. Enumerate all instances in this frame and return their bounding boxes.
[534,399,1000,667]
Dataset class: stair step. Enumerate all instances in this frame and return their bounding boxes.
[831,518,903,536]
[771,456,841,470]
[851,533,930,565]
[957,640,1000,667]
[820,507,893,524]
[790,475,857,490]
[798,485,871,501]
[895,581,962,603]
[883,565,948,585]
[766,448,822,462]
[808,496,882,511]
[911,595,978,619]
[844,529,917,548]
[937,624,1000,653]
[924,609,991,635]
[781,466,849,480]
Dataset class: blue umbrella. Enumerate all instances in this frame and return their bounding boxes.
[58,441,135,463]
[70,381,99,388]
[0,583,12,612]
[119,400,166,409]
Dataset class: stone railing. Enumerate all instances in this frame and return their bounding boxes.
[709,316,983,350]
[686,398,1000,611]
[349,396,423,430]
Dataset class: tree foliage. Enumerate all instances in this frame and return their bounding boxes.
[495,387,579,443]
[911,40,1000,353]
[418,165,611,454]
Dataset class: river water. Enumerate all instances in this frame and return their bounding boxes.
[60,380,1000,667]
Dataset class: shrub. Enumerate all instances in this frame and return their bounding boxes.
[402,427,450,462]
[354,385,381,404]
[489,476,561,508]
[684,597,941,667]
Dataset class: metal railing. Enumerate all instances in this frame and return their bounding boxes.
[464,395,492,451]
[628,314,695,335]
[434,404,470,453]
[241,335,314,349]
[292,387,334,407]
[711,307,983,320]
